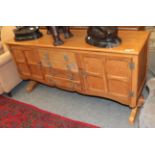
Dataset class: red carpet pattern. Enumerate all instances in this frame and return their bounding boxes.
[0,95,99,128]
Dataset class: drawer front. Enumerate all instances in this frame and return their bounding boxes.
[46,75,81,92]
[38,48,79,72]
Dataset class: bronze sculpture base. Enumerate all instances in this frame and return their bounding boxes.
[14,26,43,41]
[86,36,121,48]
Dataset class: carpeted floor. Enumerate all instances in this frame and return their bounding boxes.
[8,71,153,128]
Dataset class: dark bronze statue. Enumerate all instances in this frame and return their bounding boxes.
[85,26,121,48]
[14,26,43,41]
[46,26,73,46]
[13,26,122,48]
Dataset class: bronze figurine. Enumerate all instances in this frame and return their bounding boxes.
[85,26,121,48]
[13,26,122,48]
[46,26,73,46]
[13,26,43,41]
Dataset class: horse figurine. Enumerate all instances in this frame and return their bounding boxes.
[46,26,73,46]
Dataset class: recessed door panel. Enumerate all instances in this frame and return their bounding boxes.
[105,57,132,101]
[18,63,31,77]
[24,50,44,80]
[83,57,103,74]
[11,47,31,78]
[11,49,26,63]
[108,79,130,97]
[24,50,40,64]
[106,57,131,77]
[85,75,105,93]
[79,54,106,95]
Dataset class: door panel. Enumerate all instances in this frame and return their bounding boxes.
[83,57,103,74]
[29,65,43,80]
[79,54,106,95]
[105,57,132,101]
[24,50,44,81]
[18,63,31,77]
[24,50,40,64]
[106,57,131,77]
[11,47,31,78]
[79,53,132,103]
[85,75,105,93]
[108,79,130,97]
[11,49,26,63]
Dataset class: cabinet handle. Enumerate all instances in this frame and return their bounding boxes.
[68,74,73,80]
[81,71,87,77]
[64,55,69,61]
[43,53,52,67]
[66,64,71,70]
[48,62,52,68]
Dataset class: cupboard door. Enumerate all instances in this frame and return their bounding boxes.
[24,49,44,81]
[79,53,133,104]
[11,47,31,78]
[79,54,106,96]
[105,57,132,103]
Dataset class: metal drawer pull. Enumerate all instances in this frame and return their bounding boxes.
[43,53,52,67]
[68,74,73,80]
[82,71,87,77]
[66,64,71,70]
[64,55,69,61]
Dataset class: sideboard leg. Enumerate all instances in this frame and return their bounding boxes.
[129,95,145,125]
[138,95,145,107]
[26,80,38,93]
[129,107,138,125]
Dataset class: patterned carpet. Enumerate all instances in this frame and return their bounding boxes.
[0,95,98,128]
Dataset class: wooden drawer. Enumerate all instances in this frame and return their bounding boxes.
[38,48,79,72]
[45,75,81,92]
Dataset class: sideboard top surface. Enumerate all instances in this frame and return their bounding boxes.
[6,29,150,55]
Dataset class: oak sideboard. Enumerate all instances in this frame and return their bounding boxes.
[6,29,150,124]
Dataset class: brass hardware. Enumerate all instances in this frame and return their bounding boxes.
[66,64,72,70]
[43,53,52,67]
[68,74,73,80]
[129,91,135,97]
[81,71,87,77]
[129,62,135,70]
[64,55,69,61]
